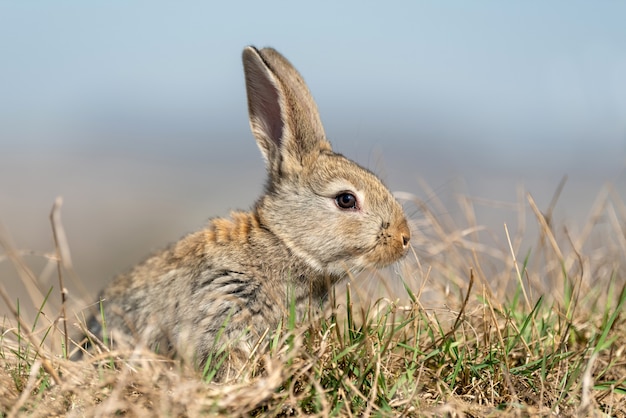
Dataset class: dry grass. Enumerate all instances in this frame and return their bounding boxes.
[1,183,625,417]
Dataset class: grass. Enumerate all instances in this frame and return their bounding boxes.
[1,184,625,417]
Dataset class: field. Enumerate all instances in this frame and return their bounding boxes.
[1,184,625,417]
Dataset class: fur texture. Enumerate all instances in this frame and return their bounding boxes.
[84,46,411,381]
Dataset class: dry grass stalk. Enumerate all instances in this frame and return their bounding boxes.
[1,184,625,417]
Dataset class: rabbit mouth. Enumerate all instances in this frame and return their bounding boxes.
[351,240,406,270]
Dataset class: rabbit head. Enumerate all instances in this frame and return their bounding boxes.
[243,47,410,278]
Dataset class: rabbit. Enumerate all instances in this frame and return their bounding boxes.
[81,46,411,381]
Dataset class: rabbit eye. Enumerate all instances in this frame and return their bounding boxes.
[335,192,357,210]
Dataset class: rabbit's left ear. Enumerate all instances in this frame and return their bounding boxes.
[242,46,332,178]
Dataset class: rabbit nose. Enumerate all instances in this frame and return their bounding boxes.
[398,220,410,249]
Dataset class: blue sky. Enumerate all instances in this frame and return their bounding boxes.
[1,2,625,178]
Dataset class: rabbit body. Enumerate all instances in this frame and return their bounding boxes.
[86,46,410,381]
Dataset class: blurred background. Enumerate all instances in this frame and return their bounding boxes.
[1,2,625,319]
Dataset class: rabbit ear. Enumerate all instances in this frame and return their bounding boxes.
[242,46,332,178]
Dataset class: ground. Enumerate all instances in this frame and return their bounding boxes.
[1,186,625,417]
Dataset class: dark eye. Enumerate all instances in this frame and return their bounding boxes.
[335,192,357,210]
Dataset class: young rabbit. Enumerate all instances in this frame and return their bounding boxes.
[83,46,410,381]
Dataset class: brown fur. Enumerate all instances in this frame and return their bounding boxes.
[84,46,410,381]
